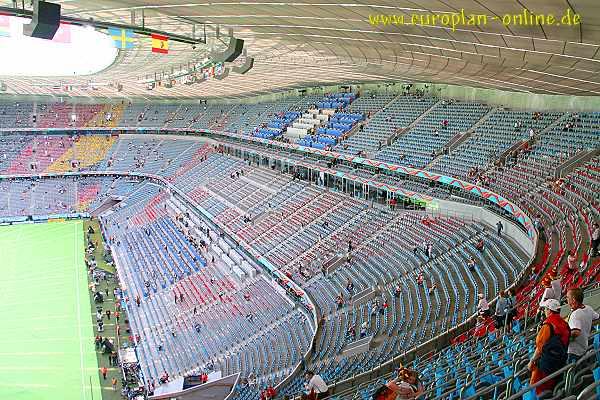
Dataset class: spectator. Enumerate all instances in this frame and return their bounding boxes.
[375,367,424,400]
[475,239,485,252]
[346,279,354,295]
[495,290,509,328]
[416,273,424,286]
[303,371,329,399]
[360,321,368,338]
[496,220,503,236]
[528,299,569,396]
[261,386,277,400]
[467,256,476,272]
[394,284,402,298]
[336,292,344,309]
[506,288,517,327]
[533,214,546,241]
[428,283,436,296]
[566,288,599,363]
[540,276,559,303]
[566,250,577,273]
[477,294,490,317]
[550,270,562,299]
[347,324,356,340]
[592,223,599,257]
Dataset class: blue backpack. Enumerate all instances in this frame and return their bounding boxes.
[538,323,568,375]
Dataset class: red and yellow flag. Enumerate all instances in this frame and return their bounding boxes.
[151,33,168,54]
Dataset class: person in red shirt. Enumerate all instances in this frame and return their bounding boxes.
[260,386,276,400]
[528,299,570,395]
[100,366,108,380]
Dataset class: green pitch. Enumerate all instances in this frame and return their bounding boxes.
[0,221,102,400]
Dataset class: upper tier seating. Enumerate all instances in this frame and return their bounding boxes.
[429,110,563,178]
[376,100,490,168]
[337,95,437,155]
[0,102,34,128]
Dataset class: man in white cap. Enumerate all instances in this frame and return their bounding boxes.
[528,298,570,396]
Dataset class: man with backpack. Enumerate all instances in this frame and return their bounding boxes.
[527,299,570,396]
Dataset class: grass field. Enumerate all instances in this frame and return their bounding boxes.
[0,221,102,400]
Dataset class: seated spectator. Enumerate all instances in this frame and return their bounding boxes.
[346,279,354,295]
[528,299,569,396]
[336,292,344,309]
[394,284,402,298]
[467,256,476,272]
[565,249,577,271]
[379,300,389,314]
[347,324,356,340]
[416,273,424,286]
[375,367,424,400]
[428,283,436,296]
[475,239,485,252]
[302,371,329,400]
[260,386,277,400]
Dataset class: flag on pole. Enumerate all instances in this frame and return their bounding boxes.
[108,27,135,49]
[0,15,10,38]
[151,33,168,54]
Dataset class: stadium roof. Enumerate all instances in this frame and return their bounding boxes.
[1,0,600,99]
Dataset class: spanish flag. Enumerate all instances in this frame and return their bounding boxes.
[151,33,169,54]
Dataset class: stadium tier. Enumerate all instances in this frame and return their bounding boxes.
[3,1,600,399]
[0,76,597,400]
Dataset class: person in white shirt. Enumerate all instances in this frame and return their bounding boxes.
[539,276,560,304]
[303,371,329,399]
[536,276,560,322]
[477,293,490,317]
[566,288,599,363]
[550,274,562,300]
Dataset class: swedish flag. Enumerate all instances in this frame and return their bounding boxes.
[108,28,135,49]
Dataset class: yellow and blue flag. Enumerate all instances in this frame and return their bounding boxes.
[108,27,135,49]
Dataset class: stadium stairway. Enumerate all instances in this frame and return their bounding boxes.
[424,106,499,170]
[386,98,442,147]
